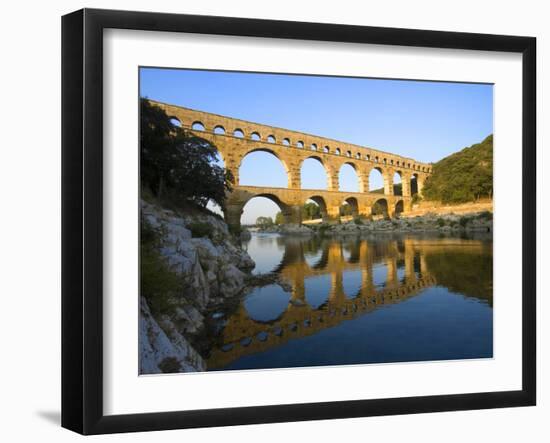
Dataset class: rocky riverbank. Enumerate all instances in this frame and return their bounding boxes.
[139,200,255,374]
[254,211,493,236]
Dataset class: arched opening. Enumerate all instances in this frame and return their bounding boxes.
[239,150,288,188]
[323,145,330,153]
[393,171,403,196]
[311,143,318,151]
[282,138,290,146]
[296,140,304,148]
[267,135,276,143]
[303,196,327,223]
[251,132,261,141]
[213,125,225,135]
[355,152,361,159]
[233,128,245,138]
[301,157,328,190]
[346,150,352,157]
[369,167,384,193]
[343,270,362,299]
[339,163,360,192]
[305,275,331,310]
[372,198,389,219]
[191,121,205,131]
[169,117,182,128]
[244,285,290,323]
[340,197,359,219]
[395,200,404,217]
[335,148,341,155]
[410,173,419,195]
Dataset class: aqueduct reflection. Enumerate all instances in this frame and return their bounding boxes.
[206,236,492,369]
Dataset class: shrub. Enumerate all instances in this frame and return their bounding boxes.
[437,218,446,227]
[140,216,181,315]
[478,211,493,221]
[459,216,471,227]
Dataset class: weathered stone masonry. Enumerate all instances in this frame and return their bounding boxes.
[149,100,432,231]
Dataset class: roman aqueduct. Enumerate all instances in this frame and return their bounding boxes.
[149,100,433,231]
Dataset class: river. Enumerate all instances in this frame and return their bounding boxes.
[202,232,493,371]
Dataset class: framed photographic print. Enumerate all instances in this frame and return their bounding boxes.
[62,8,536,435]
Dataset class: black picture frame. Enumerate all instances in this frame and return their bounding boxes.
[62,8,537,435]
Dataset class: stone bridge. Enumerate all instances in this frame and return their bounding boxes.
[149,100,433,231]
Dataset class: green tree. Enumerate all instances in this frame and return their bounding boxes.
[140,98,232,208]
[256,216,274,228]
[422,134,493,204]
[274,211,285,225]
[303,202,321,220]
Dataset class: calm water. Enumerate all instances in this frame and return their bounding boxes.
[202,233,493,371]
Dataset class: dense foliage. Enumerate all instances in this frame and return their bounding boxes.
[140,98,232,209]
[303,202,322,220]
[256,216,274,228]
[422,135,493,203]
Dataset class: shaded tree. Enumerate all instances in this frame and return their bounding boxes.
[140,98,232,208]
[256,216,274,228]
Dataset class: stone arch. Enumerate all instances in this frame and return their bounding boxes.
[305,195,328,221]
[192,121,205,131]
[395,200,404,217]
[393,170,403,196]
[335,148,341,155]
[323,145,330,153]
[282,138,290,146]
[310,143,318,151]
[410,173,419,195]
[213,125,225,135]
[296,140,304,148]
[233,128,245,138]
[169,116,182,128]
[338,162,361,192]
[238,148,290,188]
[372,198,389,219]
[251,131,261,141]
[368,166,384,193]
[342,196,359,218]
[267,135,276,143]
[300,156,329,190]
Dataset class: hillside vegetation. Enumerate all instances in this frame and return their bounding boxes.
[422,135,493,204]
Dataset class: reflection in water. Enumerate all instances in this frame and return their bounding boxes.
[204,233,493,371]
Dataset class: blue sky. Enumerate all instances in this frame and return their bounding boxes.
[140,68,493,224]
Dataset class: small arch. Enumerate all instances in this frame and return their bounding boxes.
[375,156,379,163]
[395,200,404,217]
[346,150,352,157]
[390,159,394,165]
[233,128,245,138]
[267,135,276,143]
[355,152,361,159]
[169,117,182,128]
[372,198,389,219]
[282,138,290,146]
[192,121,205,131]
[335,148,341,155]
[213,125,225,135]
[365,154,370,161]
[304,196,327,221]
[311,143,318,151]
[251,132,261,141]
[341,197,359,218]
[323,145,330,153]
[383,158,387,164]
[296,140,304,148]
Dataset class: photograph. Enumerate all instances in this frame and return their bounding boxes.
[138,68,494,374]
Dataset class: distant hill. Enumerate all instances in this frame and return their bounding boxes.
[422,135,493,204]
